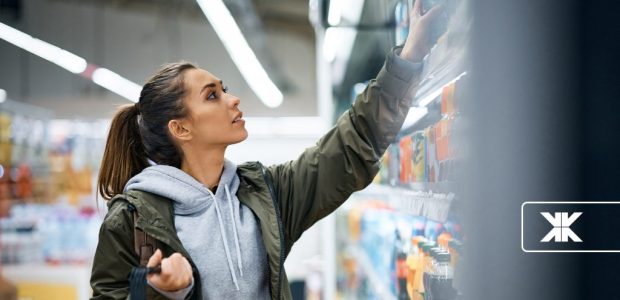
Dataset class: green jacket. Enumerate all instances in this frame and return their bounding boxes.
[90,46,421,300]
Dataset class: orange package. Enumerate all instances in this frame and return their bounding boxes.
[399,135,414,183]
[441,82,456,116]
[435,119,452,162]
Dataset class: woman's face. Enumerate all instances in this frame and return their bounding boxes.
[179,68,248,147]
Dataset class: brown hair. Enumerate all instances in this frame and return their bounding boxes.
[98,62,197,200]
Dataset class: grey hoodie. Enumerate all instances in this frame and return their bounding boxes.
[124,159,270,300]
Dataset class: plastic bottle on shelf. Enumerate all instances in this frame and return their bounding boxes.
[412,241,428,300]
[397,250,411,300]
[422,248,434,300]
[428,252,457,300]
[407,236,424,299]
[393,228,411,299]
[424,248,445,300]
[419,242,435,298]
[437,232,452,251]
[448,240,464,296]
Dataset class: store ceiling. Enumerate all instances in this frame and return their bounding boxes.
[0,0,317,119]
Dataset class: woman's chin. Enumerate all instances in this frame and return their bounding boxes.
[230,130,249,145]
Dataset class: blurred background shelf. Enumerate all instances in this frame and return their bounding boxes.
[349,246,397,300]
[352,183,455,222]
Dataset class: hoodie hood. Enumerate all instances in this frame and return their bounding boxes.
[124,159,240,216]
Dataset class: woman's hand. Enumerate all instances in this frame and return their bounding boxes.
[400,0,445,62]
[147,249,193,291]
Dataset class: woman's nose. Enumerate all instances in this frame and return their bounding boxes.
[228,94,241,108]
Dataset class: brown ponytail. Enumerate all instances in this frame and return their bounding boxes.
[98,61,197,200]
[98,104,148,200]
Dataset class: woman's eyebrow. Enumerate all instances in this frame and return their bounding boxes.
[200,80,224,95]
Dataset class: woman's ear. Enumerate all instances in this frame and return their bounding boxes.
[168,119,192,142]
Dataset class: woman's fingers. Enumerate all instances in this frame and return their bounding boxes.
[410,0,422,23]
[146,249,162,268]
[413,0,422,17]
[421,4,444,24]
[147,251,192,291]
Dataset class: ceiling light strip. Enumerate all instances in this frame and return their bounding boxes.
[196,0,283,108]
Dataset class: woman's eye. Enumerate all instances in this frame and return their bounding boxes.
[223,86,229,93]
[207,92,217,100]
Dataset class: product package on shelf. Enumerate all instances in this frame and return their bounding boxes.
[441,82,456,116]
[374,77,468,187]
[412,131,427,183]
[425,126,439,182]
[400,135,414,183]
[336,200,464,300]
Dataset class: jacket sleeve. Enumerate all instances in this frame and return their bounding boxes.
[90,201,194,300]
[267,46,423,249]
[90,201,138,300]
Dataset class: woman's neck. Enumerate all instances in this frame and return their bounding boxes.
[180,146,226,192]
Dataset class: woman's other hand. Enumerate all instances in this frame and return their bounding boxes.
[147,249,193,291]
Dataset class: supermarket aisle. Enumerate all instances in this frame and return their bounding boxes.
[1,0,620,299]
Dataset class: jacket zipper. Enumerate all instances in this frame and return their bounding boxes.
[260,163,284,300]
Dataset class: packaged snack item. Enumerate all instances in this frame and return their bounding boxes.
[435,119,451,162]
[441,82,456,116]
[412,131,427,182]
[399,135,414,183]
[425,126,439,182]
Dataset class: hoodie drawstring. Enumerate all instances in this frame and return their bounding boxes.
[206,187,240,291]
[225,185,244,277]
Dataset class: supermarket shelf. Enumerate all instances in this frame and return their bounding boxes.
[413,28,468,108]
[353,183,455,222]
[405,181,457,194]
[350,246,397,300]
[399,52,467,135]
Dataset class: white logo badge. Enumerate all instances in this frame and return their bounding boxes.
[540,212,582,243]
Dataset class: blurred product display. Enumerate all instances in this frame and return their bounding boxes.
[0,100,106,298]
[333,0,469,299]
[1,204,100,265]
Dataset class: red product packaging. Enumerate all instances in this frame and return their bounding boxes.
[435,119,452,162]
[441,82,456,116]
[399,135,414,183]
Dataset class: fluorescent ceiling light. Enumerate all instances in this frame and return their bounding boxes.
[196,0,283,108]
[0,22,87,74]
[0,89,6,103]
[328,0,342,26]
[323,28,339,62]
[0,21,142,103]
[92,68,142,103]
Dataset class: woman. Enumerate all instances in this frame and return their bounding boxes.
[90,2,442,299]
